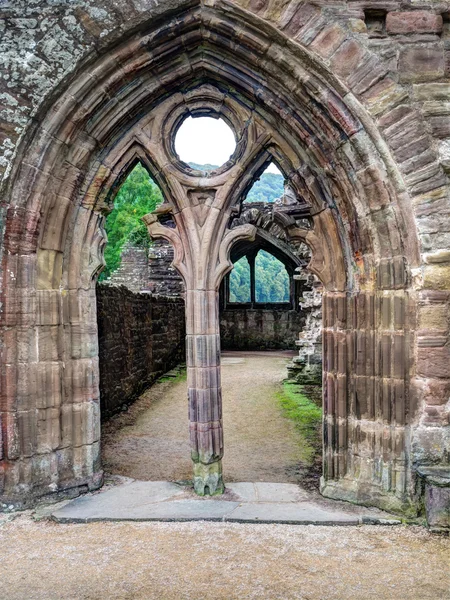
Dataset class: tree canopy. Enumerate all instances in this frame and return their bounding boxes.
[255,250,290,302]
[229,251,290,303]
[100,163,163,279]
[229,256,251,302]
[244,171,284,203]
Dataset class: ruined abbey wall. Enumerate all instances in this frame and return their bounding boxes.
[220,308,304,350]
[96,285,185,419]
[0,0,449,526]
[107,239,309,350]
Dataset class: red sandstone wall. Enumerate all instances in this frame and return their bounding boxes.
[96,284,185,419]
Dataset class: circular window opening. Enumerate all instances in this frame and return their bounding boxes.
[174,116,236,172]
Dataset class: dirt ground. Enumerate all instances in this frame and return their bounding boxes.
[1,515,449,600]
[2,352,449,600]
[102,351,313,484]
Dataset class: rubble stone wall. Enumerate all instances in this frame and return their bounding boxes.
[220,308,304,350]
[96,284,185,419]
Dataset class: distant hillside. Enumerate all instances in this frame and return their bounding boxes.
[188,162,284,203]
[245,172,284,203]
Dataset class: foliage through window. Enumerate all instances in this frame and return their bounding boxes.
[255,250,290,302]
[229,256,251,302]
[100,163,163,280]
[229,250,290,304]
[244,163,284,203]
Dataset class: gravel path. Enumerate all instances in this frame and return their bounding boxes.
[0,516,449,600]
[102,351,311,484]
[3,354,448,599]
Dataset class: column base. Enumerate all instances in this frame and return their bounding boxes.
[193,460,224,496]
[320,477,419,517]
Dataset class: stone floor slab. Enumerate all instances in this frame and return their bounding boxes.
[226,502,360,525]
[253,482,310,503]
[51,480,382,525]
[53,496,239,523]
[226,482,257,501]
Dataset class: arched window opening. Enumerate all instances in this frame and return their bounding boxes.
[229,256,251,303]
[174,116,236,171]
[100,162,163,280]
[255,250,290,303]
[226,247,293,308]
[243,162,284,203]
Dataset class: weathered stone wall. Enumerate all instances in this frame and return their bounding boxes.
[96,284,185,419]
[107,240,185,297]
[220,308,304,350]
[103,243,150,293]
[288,274,323,385]
[0,0,449,523]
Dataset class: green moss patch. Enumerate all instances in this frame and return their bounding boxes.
[276,381,322,466]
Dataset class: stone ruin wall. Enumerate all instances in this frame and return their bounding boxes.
[0,0,449,526]
[96,284,185,419]
[219,307,306,350]
[108,237,317,352]
[107,240,185,296]
[288,273,324,385]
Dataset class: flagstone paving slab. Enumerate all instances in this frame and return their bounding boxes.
[51,481,401,525]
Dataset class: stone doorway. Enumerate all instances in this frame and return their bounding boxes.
[1,1,448,529]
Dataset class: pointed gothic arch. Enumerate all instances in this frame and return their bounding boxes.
[1,1,445,519]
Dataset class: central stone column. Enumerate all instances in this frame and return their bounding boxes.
[144,203,256,495]
[186,288,224,495]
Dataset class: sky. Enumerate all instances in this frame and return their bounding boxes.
[175,116,281,174]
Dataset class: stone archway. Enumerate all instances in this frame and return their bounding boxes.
[0,1,448,522]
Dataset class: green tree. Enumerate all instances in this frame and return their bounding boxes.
[255,250,290,302]
[244,172,284,203]
[229,251,290,303]
[229,257,251,302]
[189,162,284,203]
[100,163,163,280]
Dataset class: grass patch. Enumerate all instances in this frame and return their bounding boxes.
[157,365,187,384]
[276,380,322,465]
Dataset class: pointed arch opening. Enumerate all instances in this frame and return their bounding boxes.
[243,163,285,204]
[0,0,431,518]
[100,161,164,281]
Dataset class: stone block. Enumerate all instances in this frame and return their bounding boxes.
[386,12,443,35]
[399,45,445,83]
[417,345,450,378]
[330,39,365,81]
[423,264,450,291]
[358,165,391,211]
[429,116,450,139]
[417,467,450,531]
[310,24,346,59]
[36,407,61,453]
[35,362,63,409]
[418,304,448,332]
[36,290,61,326]
[37,249,63,290]
[413,83,450,101]
[282,3,321,37]
[414,378,450,407]
[37,326,63,362]
[361,78,408,117]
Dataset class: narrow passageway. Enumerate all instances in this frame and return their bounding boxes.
[102,351,320,486]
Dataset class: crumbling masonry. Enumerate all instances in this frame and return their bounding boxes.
[0,0,449,529]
